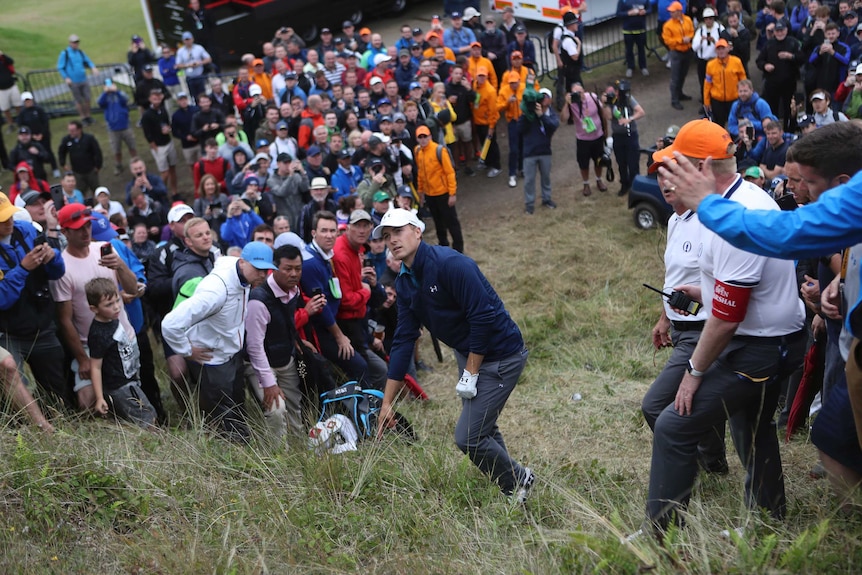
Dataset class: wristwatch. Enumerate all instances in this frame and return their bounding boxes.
[687,359,706,378]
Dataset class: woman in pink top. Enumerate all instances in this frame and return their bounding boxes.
[560,82,608,196]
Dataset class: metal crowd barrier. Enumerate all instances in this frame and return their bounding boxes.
[529,13,664,81]
[23,63,137,118]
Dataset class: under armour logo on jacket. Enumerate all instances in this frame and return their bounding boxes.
[429,285,438,293]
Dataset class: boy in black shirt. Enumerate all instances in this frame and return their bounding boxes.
[86,277,157,428]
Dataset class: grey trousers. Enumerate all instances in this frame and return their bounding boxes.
[647,334,805,530]
[454,347,529,494]
[523,155,552,209]
[642,328,726,465]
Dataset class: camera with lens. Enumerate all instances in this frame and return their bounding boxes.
[570,90,581,103]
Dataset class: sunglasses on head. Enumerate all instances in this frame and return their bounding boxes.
[66,207,92,222]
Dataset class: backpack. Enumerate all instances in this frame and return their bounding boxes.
[172,276,203,309]
[546,25,565,53]
[414,142,455,168]
[314,381,416,441]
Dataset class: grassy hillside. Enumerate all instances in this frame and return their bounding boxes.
[1,0,144,72]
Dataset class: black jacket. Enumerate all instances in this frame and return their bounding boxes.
[58,132,102,173]
[141,104,172,146]
[757,36,802,83]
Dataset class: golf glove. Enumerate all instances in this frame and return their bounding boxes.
[456,369,478,399]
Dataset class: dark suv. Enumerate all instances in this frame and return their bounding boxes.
[147,0,392,59]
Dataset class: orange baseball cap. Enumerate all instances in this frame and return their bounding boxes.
[476,66,488,76]
[650,119,735,172]
[715,38,729,48]
[252,58,264,66]
[510,50,523,59]
[359,27,372,36]
[668,1,684,11]
[416,125,431,136]
[470,41,482,48]
[426,31,441,41]
[505,70,521,83]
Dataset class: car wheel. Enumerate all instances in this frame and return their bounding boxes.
[301,24,319,43]
[633,203,660,230]
[348,10,363,25]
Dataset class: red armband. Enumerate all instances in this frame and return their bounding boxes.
[711,280,752,322]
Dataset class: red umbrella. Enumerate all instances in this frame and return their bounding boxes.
[785,338,825,442]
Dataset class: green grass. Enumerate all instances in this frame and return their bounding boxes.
[1,1,145,72]
[2,1,862,573]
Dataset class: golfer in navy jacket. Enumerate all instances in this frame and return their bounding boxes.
[374,209,534,502]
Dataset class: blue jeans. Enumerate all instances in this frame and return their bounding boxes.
[523,155,552,209]
[454,347,529,494]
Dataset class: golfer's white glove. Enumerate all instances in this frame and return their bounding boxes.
[456,369,478,399]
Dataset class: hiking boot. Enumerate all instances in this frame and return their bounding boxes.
[582,183,592,196]
[596,179,608,192]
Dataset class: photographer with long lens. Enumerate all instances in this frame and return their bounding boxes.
[603,80,645,197]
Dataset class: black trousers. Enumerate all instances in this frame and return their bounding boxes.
[425,193,464,253]
[187,353,249,442]
[475,124,500,170]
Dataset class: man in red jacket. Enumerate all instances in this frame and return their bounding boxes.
[192,138,230,194]
[331,208,387,390]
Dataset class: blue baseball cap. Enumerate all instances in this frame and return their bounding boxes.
[90,212,118,241]
[307,145,322,156]
[241,241,278,270]
[276,120,289,130]
[256,138,270,148]
[377,98,392,106]
[182,31,194,41]
[409,81,421,90]
[245,175,260,186]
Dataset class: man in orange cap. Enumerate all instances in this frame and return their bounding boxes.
[472,66,501,177]
[662,1,695,110]
[250,58,273,101]
[467,42,497,89]
[497,71,524,187]
[639,119,806,536]
[414,124,463,252]
[703,38,746,128]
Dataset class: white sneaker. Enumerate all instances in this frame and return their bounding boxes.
[512,468,535,504]
[508,175,517,187]
[487,168,501,178]
[626,68,633,78]
[641,68,650,76]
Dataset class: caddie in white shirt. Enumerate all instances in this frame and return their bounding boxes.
[643,119,806,536]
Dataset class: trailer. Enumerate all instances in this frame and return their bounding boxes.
[489,0,620,25]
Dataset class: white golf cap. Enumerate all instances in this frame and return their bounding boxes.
[702,7,716,17]
[21,91,34,100]
[167,203,194,223]
[371,208,425,239]
[856,63,862,75]
[249,83,262,96]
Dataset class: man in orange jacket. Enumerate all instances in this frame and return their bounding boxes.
[497,71,524,187]
[415,124,463,253]
[472,67,502,177]
[662,1,695,110]
[703,38,747,128]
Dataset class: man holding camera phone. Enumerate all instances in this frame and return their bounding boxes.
[49,203,138,411]
[332,209,388,391]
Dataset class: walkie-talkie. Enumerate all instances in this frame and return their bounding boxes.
[643,283,702,315]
